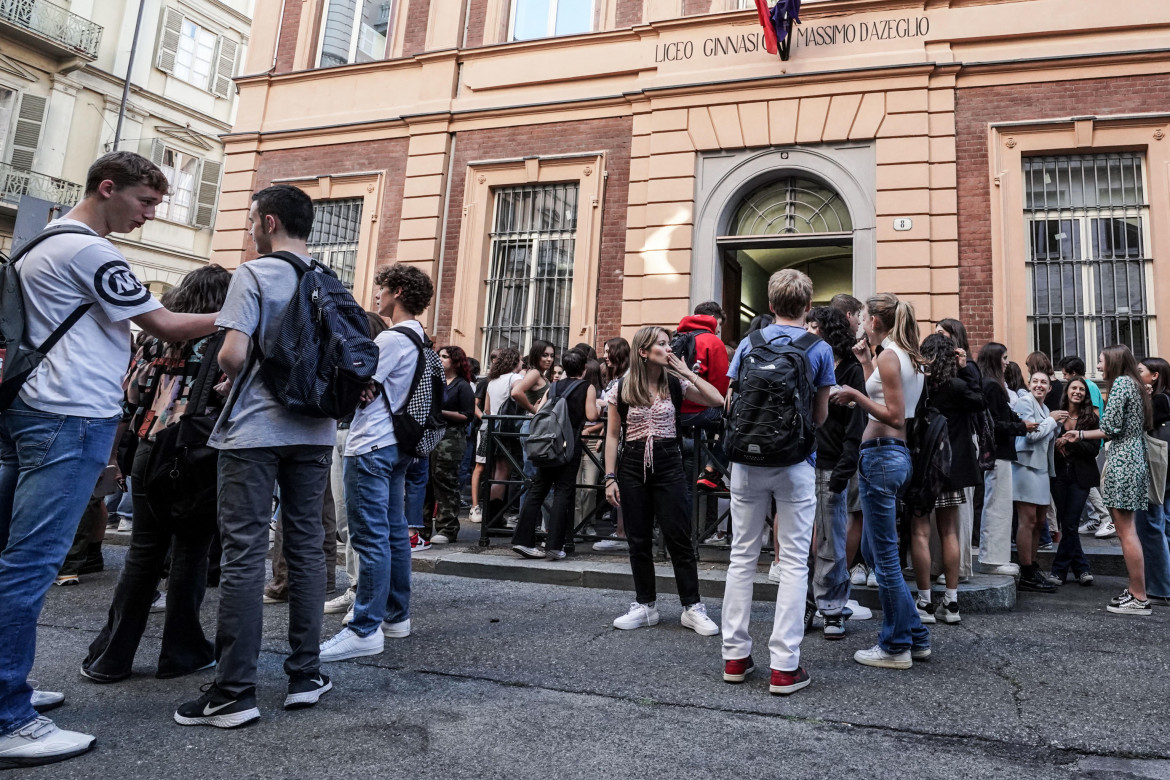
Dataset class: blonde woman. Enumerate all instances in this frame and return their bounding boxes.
[603,326,725,634]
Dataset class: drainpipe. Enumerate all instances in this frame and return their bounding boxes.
[113,0,147,150]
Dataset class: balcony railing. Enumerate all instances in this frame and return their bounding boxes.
[0,162,84,209]
[0,0,102,60]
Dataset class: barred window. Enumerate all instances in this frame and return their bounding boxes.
[482,183,578,356]
[308,198,363,290]
[1024,153,1153,374]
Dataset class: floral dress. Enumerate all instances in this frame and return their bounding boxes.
[1100,374,1149,511]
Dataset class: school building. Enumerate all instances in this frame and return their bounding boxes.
[210,0,1170,369]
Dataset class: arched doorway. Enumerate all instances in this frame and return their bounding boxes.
[721,176,854,340]
[691,144,877,344]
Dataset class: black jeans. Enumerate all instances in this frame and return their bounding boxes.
[83,441,215,678]
[512,451,582,553]
[1051,475,1091,578]
[619,440,700,606]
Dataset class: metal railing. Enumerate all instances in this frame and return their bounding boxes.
[0,162,84,208]
[476,415,739,555]
[0,0,102,59]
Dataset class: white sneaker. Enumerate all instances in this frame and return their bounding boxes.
[382,618,411,638]
[117,518,133,533]
[469,506,483,524]
[0,716,94,769]
[977,561,1020,577]
[28,682,63,713]
[936,573,971,585]
[680,603,719,636]
[342,606,354,626]
[849,564,868,586]
[319,627,384,662]
[845,599,872,620]
[767,561,782,583]
[593,539,628,552]
[1094,521,1117,539]
[431,534,451,544]
[324,589,355,615]
[866,569,877,588]
[854,644,912,669]
[504,513,519,529]
[1078,518,1100,535]
[613,601,659,630]
[150,592,166,613]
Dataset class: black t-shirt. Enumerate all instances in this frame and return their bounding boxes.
[444,377,475,419]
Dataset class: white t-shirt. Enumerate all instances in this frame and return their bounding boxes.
[16,219,161,417]
[485,372,523,415]
[345,320,424,457]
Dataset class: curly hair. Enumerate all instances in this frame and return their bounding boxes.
[488,347,521,380]
[920,333,958,389]
[373,263,434,316]
[807,306,853,362]
[161,264,231,314]
[439,345,473,382]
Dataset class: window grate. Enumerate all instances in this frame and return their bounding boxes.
[482,183,578,357]
[1024,153,1153,373]
[308,198,363,290]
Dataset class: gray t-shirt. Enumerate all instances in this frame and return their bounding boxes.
[208,255,336,450]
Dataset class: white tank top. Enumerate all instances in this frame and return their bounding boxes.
[865,338,924,422]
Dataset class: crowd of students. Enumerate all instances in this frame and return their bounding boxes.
[1,152,1168,769]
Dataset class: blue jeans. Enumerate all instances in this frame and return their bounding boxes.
[0,399,120,733]
[404,455,428,530]
[858,443,929,654]
[344,445,411,636]
[1138,496,1170,599]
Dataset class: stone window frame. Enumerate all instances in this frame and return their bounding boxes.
[987,115,1170,364]
[270,171,385,307]
[450,153,607,356]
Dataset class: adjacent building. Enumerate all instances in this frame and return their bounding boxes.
[211,0,1169,372]
[1,0,252,294]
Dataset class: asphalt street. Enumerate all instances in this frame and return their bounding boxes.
[21,546,1170,779]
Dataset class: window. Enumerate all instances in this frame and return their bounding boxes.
[482,183,578,355]
[0,88,15,163]
[509,0,592,41]
[156,148,199,223]
[308,199,363,289]
[1024,153,1153,372]
[157,8,239,98]
[731,177,853,235]
[317,0,394,68]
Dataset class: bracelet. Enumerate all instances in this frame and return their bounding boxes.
[604,473,617,483]
[1079,429,1084,440]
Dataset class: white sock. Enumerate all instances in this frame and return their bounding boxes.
[918,589,932,603]
[945,588,958,603]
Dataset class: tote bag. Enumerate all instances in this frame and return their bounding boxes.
[1145,432,1169,506]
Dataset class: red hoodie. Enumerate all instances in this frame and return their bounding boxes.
[675,314,730,414]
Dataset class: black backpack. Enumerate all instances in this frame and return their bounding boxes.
[524,378,583,467]
[384,325,446,458]
[0,224,99,411]
[724,330,821,467]
[253,251,379,419]
[902,381,953,517]
[669,328,712,373]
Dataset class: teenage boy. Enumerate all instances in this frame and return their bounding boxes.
[830,293,863,336]
[175,185,336,728]
[678,302,730,495]
[831,292,870,587]
[0,152,217,767]
[317,263,433,662]
[1057,355,1110,535]
[720,269,834,695]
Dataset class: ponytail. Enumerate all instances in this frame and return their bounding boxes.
[891,300,925,368]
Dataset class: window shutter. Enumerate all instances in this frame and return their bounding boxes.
[9,93,47,171]
[193,158,222,228]
[148,138,166,166]
[156,8,184,74]
[211,37,238,98]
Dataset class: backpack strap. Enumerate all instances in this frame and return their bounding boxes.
[616,377,628,428]
[264,250,322,277]
[791,331,822,352]
[186,331,226,418]
[668,374,684,435]
[386,325,425,416]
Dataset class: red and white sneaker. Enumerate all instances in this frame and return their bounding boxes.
[723,657,755,683]
[769,666,811,695]
[410,532,431,553]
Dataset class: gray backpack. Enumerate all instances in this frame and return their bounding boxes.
[524,379,583,467]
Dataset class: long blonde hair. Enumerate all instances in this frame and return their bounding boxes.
[621,326,672,407]
[866,293,925,368]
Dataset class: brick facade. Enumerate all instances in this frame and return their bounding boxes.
[955,73,1170,349]
[437,117,633,350]
[403,0,434,56]
[615,0,642,27]
[273,0,304,73]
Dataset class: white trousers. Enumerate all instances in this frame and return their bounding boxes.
[979,459,1014,566]
[721,461,816,672]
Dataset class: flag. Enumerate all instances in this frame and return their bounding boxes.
[754,0,779,54]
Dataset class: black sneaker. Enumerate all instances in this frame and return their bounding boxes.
[696,472,726,492]
[284,673,332,710]
[803,596,817,631]
[939,598,961,624]
[174,683,260,729]
[822,614,845,640]
[1017,568,1055,593]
